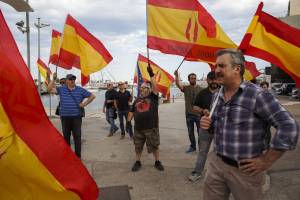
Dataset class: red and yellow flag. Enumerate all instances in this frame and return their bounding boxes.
[239,2,300,86]
[59,14,113,85]
[37,58,51,81]
[134,54,174,97]
[147,0,237,62]
[0,10,98,200]
[244,61,261,81]
[48,29,63,66]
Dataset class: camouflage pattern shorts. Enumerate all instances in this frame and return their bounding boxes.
[133,128,160,153]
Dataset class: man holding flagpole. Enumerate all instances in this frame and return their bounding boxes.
[200,49,299,200]
[47,72,96,158]
[127,63,164,172]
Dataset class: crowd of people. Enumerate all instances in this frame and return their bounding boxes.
[47,48,299,200]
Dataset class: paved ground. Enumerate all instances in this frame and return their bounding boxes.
[49,95,300,200]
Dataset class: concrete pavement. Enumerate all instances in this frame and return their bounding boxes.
[49,97,300,200]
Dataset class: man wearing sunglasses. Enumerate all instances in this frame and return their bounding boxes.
[127,64,164,172]
[47,73,95,158]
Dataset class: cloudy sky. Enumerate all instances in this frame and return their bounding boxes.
[1,0,290,82]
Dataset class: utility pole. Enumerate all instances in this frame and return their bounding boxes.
[25,0,30,72]
[34,18,49,94]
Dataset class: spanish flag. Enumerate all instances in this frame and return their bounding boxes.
[48,29,64,66]
[37,58,51,81]
[244,61,261,81]
[134,54,174,97]
[0,10,98,200]
[147,0,237,62]
[239,2,300,86]
[59,14,113,84]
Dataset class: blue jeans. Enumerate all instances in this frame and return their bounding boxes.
[118,110,133,137]
[106,108,118,134]
[186,113,200,149]
[194,129,214,175]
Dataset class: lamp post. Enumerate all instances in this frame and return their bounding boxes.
[34,18,49,94]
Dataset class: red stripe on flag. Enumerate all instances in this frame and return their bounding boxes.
[58,48,80,69]
[245,61,261,79]
[52,29,62,38]
[258,12,300,47]
[148,36,218,62]
[148,0,198,10]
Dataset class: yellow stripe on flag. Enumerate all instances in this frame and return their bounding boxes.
[0,104,80,200]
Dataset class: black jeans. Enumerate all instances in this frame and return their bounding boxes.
[61,117,82,158]
[185,113,200,149]
[118,110,133,137]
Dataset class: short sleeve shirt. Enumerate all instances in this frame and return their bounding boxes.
[105,89,117,109]
[183,85,202,115]
[131,92,159,130]
[57,86,91,117]
[116,90,131,111]
[193,87,214,112]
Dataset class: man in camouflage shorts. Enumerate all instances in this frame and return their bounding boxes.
[127,64,164,172]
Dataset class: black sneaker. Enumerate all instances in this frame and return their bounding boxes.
[131,161,142,172]
[154,160,164,171]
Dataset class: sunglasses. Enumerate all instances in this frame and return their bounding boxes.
[67,78,76,81]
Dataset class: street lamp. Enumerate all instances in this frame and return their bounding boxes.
[34,18,49,95]
[16,17,31,73]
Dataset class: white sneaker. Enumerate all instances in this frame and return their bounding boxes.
[188,172,201,182]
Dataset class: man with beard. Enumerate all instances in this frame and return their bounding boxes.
[200,49,299,200]
[188,71,219,182]
[127,64,164,172]
[174,70,202,153]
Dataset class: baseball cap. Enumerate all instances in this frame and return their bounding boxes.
[66,74,76,80]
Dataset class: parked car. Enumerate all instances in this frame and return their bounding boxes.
[271,83,283,91]
[291,88,300,101]
[274,83,296,95]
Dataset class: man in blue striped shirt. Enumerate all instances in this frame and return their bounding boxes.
[48,73,95,158]
[200,49,299,200]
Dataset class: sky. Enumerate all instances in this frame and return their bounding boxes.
[0,0,290,82]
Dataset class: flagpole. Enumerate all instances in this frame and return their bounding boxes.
[176,57,185,71]
[146,0,150,64]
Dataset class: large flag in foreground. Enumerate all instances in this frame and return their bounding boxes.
[0,10,98,200]
[59,14,113,85]
[147,0,237,62]
[134,54,174,98]
[239,2,300,86]
[37,58,51,82]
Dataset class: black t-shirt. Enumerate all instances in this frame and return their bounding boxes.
[193,87,214,112]
[116,90,131,111]
[105,89,117,109]
[131,92,159,130]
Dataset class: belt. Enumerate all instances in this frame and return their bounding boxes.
[217,153,239,168]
